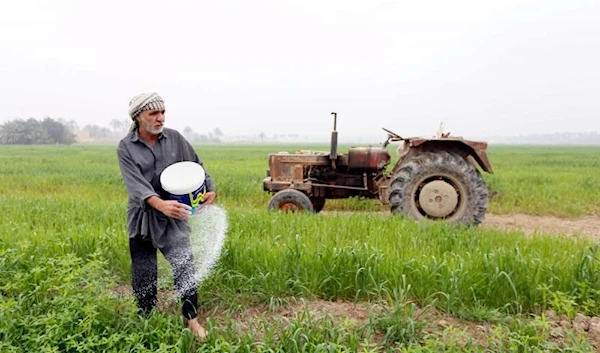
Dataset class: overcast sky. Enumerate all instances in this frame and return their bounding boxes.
[1,0,599,141]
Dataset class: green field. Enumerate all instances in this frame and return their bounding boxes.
[1,144,600,352]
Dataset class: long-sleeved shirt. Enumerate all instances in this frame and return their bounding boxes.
[117,127,216,248]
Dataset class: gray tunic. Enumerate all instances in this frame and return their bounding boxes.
[117,127,216,248]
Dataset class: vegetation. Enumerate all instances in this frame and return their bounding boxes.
[1,144,600,352]
[0,117,76,145]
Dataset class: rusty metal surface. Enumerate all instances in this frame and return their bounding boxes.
[264,132,493,208]
[268,154,330,165]
[268,154,322,182]
[378,185,390,205]
[398,138,493,173]
[264,114,494,218]
[293,164,303,182]
[347,147,391,171]
[263,177,312,192]
[268,151,357,183]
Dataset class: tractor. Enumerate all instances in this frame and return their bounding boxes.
[262,112,493,225]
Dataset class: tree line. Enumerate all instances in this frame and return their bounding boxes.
[0,117,76,145]
[0,117,227,145]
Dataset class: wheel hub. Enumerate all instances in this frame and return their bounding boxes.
[279,202,301,212]
[418,180,459,218]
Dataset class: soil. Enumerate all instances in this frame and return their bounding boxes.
[322,210,600,240]
[482,213,600,240]
[112,286,600,350]
[224,300,600,350]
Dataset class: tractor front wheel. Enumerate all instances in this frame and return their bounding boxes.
[268,189,314,213]
[389,151,488,225]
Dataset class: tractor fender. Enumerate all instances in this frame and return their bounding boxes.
[399,138,493,174]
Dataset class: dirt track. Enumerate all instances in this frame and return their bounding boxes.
[482,213,600,240]
[322,210,600,240]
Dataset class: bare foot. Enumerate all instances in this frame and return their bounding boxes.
[187,318,207,340]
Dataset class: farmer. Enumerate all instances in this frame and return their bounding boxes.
[116,92,216,339]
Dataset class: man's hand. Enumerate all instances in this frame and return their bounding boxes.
[195,192,217,214]
[202,191,217,205]
[147,196,191,220]
[160,200,192,220]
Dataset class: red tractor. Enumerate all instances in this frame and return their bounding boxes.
[263,113,493,225]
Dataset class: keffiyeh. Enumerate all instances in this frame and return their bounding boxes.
[128,92,165,120]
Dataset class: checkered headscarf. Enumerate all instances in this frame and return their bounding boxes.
[128,92,165,120]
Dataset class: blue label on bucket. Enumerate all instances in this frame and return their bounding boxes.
[167,183,207,215]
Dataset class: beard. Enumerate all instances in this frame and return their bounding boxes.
[141,120,164,135]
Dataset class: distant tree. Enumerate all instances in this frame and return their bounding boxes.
[210,128,223,143]
[0,119,37,144]
[83,124,101,138]
[110,119,123,138]
[213,127,223,138]
[184,129,223,144]
[0,117,75,145]
[197,134,209,143]
[258,132,266,142]
[41,117,64,143]
[108,118,131,137]
[57,117,79,132]
[121,119,132,133]
[83,124,111,140]
[67,120,79,132]
[42,117,75,144]
[102,127,112,138]
[27,118,46,143]
[184,126,194,138]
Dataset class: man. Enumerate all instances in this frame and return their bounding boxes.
[116,92,216,339]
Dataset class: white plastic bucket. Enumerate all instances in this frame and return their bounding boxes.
[160,161,207,215]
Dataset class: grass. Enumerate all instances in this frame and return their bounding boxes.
[485,146,600,216]
[1,143,600,351]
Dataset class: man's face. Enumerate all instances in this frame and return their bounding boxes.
[137,109,165,135]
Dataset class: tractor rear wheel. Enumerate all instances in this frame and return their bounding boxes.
[310,197,326,213]
[268,189,314,213]
[389,151,488,225]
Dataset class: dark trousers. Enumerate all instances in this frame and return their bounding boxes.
[129,234,198,319]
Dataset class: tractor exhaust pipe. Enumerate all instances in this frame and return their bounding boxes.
[330,112,338,168]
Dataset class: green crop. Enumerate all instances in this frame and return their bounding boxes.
[1,144,599,352]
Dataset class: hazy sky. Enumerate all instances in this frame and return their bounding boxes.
[1,0,599,141]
